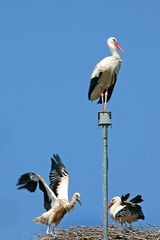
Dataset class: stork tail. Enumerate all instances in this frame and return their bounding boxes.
[33,215,47,225]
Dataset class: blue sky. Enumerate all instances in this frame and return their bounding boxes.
[1,0,160,239]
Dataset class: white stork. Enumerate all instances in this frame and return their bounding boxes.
[108,193,145,226]
[17,154,81,235]
[88,37,124,112]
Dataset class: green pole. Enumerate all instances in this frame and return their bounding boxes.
[98,112,111,240]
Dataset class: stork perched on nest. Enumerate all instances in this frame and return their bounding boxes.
[108,193,145,226]
[17,154,81,235]
[88,37,124,112]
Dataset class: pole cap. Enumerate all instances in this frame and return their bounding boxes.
[98,112,112,126]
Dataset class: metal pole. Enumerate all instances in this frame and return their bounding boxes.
[98,112,111,240]
[102,124,108,239]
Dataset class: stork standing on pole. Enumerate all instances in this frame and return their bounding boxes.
[88,37,124,112]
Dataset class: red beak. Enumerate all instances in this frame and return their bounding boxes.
[107,202,113,209]
[114,42,124,53]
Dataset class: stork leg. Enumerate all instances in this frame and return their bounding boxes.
[124,222,128,228]
[54,226,58,237]
[103,90,108,112]
[101,89,108,112]
[101,92,104,111]
[46,225,51,234]
[50,224,58,238]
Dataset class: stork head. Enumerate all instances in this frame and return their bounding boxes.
[74,192,81,205]
[108,196,121,209]
[107,37,124,53]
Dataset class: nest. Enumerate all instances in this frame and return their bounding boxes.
[36,224,160,240]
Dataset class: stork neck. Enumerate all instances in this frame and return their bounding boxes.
[67,196,77,211]
[110,202,120,216]
[109,46,121,59]
[111,49,121,59]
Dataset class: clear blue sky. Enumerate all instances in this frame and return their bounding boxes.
[1,0,160,239]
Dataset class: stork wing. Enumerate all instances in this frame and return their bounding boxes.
[107,74,117,102]
[17,172,57,211]
[49,154,69,201]
[115,204,135,218]
[121,193,130,203]
[130,195,143,204]
[115,202,145,220]
[88,72,103,100]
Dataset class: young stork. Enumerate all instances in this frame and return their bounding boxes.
[88,37,124,112]
[108,193,145,226]
[17,154,81,235]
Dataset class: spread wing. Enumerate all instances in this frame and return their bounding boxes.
[49,154,69,201]
[17,172,57,211]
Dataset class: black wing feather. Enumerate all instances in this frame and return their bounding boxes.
[116,203,145,220]
[88,72,103,100]
[130,195,143,204]
[49,154,69,197]
[121,193,130,203]
[17,172,52,211]
[107,76,117,102]
[38,180,52,211]
[17,173,38,192]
